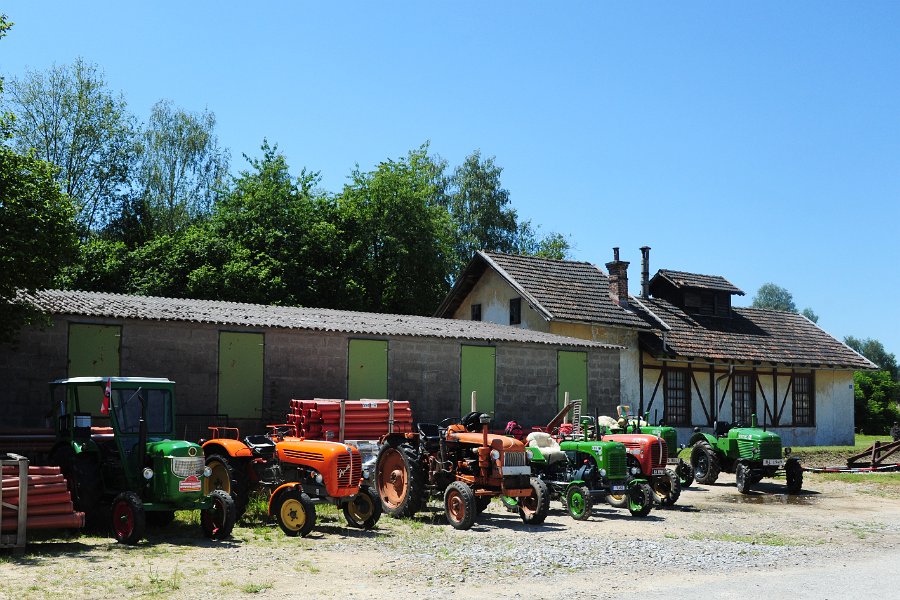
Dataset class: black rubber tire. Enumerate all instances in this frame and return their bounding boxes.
[375,440,426,518]
[145,511,176,528]
[476,495,492,514]
[444,481,477,530]
[691,442,721,485]
[565,485,593,521]
[204,453,249,519]
[343,486,382,529]
[500,495,519,513]
[519,477,551,525]
[111,491,146,545]
[677,458,695,488]
[271,487,316,537]
[652,469,682,506]
[627,482,654,517]
[201,489,236,540]
[735,462,753,494]
[785,458,803,494]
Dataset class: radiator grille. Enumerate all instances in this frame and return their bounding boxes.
[608,452,626,479]
[336,453,362,488]
[651,440,669,468]
[503,451,527,468]
[171,456,205,478]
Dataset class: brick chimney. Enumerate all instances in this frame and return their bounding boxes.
[606,247,630,308]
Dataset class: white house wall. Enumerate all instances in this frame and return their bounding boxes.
[451,268,549,331]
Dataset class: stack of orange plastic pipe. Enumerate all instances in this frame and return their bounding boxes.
[1,465,86,532]
[286,399,414,440]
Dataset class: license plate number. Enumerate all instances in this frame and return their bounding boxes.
[666,458,680,464]
[652,468,666,476]
[763,459,783,466]
[611,484,626,492]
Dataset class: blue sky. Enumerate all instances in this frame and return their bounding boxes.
[3,2,898,356]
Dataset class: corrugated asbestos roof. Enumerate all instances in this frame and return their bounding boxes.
[652,270,745,295]
[634,297,877,370]
[23,289,621,349]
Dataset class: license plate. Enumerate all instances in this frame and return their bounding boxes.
[652,468,666,476]
[763,459,783,466]
[611,484,626,492]
[666,458,680,464]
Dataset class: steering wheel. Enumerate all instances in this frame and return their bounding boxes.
[461,411,485,432]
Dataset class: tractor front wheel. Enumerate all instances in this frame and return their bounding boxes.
[627,482,654,517]
[344,486,382,529]
[204,454,248,519]
[202,489,236,540]
[677,458,694,488]
[375,441,425,518]
[691,442,721,485]
[735,462,753,494]
[111,491,146,545]
[565,485,593,521]
[785,458,803,494]
[519,477,550,525]
[272,488,316,537]
[444,481,477,530]
[652,469,682,506]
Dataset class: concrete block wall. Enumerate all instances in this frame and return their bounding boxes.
[589,348,622,418]
[388,337,459,424]
[495,344,557,427]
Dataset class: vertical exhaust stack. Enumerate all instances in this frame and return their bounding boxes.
[640,246,651,298]
[605,247,630,308]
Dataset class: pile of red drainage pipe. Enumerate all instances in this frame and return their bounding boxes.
[1,465,86,532]
[287,399,414,440]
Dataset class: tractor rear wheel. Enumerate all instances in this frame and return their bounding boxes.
[627,482,654,517]
[201,489,236,540]
[691,442,721,485]
[785,458,803,494]
[272,488,316,537]
[652,469,682,506]
[735,462,752,494]
[111,491,146,545]
[565,485,593,521]
[444,481,477,530]
[204,454,249,519]
[677,458,694,488]
[375,441,425,518]
[344,486,382,529]
[519,477,550,525]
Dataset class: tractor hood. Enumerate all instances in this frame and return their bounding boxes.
[145,439,203,458]
[728,427,782,443]
[276,439,360,463]
[448,431,525,451]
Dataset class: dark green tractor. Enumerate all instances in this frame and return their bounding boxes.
[688,413,803,494]
[48,377,236,544]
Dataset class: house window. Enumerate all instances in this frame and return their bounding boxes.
[792,374,814,426]
[471,304,482,321]
[663,369,691,426]
[732,373,756,426]
[509,298,521,325]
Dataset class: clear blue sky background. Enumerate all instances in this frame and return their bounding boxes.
[3,2,898,356]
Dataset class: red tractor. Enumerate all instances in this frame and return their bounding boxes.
[600,425,680,507]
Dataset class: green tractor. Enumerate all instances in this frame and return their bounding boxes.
[48,377,237,544]
[688,413,803,494]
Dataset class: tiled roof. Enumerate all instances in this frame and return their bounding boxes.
[634,297,876,369]
[22,289,621,349]
[652,270,745,295]
[435,252,650,329]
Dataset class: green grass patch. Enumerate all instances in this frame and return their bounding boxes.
[241,582,273,594]
[687,531,800,546]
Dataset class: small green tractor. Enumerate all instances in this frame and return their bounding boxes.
[688,413,803,494]
[48,377,236,544]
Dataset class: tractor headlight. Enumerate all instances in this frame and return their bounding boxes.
[525,448,534,460]
[599,469,606,477]
[203,466,212,478]
[315,474,324,484]
[142,468,154,480]
[631,466,640,475]
[490,449,500,461]
[363,469,370,480]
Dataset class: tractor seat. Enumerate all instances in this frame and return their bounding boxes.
[714,421,733,436]
[417,423,442,452]
[244,435,276,456]
[526,431,567,464]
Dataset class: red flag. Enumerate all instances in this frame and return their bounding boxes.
[100,378,111,416]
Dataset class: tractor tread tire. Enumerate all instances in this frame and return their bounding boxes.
[785,458,803,495]
[691,442,721,485]
[375,440,426,519]
[202,489,237,540]
[444,481,477,530]
[111,491,146,545]
[204,453,249,519]
[519,477,551,525]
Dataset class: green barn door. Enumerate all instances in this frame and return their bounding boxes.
[68,323,121,413]
[460,345,495,416]
[348,339,388,400]
[218,332,264,419]
[558,350,588,411]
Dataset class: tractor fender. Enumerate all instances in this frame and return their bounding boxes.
[687,432,717,448]
[268,482,302,516]
[379,432,415,446]
[565,480,586,494]
[202,439,252,458]
[626,477,649,490]
[525,446,546,463]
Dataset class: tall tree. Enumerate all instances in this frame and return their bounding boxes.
[4,58,136,232]
[0,15,79,341]
[751,283,798,312]
[845,336,898,380]
[338,144,454,314]
[129,99,229,238]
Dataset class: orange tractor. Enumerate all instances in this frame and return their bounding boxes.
[201,425,380,536]
[375,412,549,530]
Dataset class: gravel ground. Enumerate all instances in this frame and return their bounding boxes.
[2,472,899,600]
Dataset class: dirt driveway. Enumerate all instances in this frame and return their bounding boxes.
[2,472,899,600]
